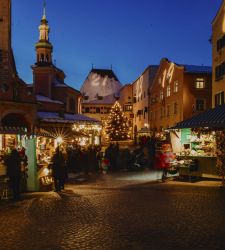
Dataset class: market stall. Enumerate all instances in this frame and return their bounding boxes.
[169,105,225,180]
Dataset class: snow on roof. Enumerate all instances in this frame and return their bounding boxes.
[36,95,64,104]
[182,65,212,74]
[38,112,101,123]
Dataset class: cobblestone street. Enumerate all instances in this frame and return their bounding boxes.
[0,172,225,250]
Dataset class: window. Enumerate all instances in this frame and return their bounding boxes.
[124,105,132,111]
[160,107,163,118]
[160,90,164,100]
[195,78,205,89]
[174,102,178,114]
[166,85,171,97]
[217,35,225,51]
[96,108,100,113]
[196,99,205,111]
[167,105,170,117]
[85,107,90,113]
[215,62,225,80]
[215,92,225,106]
[174,81,179,93]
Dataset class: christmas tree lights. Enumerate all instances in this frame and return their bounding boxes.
[105,101,131,141]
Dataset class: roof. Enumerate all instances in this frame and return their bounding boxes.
[171,105,225,129]
[38,111,101,124]
[36,95,64,104]
[182,65,212,74]
[90,68,119,81]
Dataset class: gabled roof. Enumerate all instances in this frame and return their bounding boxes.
[171,105,225,129]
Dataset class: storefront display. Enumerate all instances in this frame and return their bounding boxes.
[170,128,218,179]
[36,136,55,187]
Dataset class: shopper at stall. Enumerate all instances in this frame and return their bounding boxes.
[52,147,66,192]
[5,148,22,201]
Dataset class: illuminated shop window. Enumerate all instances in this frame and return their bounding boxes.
[174,81,179,93]
[195,78,205,89]
[166,85,171,97]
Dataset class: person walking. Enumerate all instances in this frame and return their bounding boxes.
[6,149,22,201]
[52,147,66,192]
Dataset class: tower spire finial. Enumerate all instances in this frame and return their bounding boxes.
[43,0,46,19]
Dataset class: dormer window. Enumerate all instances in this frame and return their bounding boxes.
[84,95,89,100]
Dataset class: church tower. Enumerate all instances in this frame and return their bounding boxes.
[32,2,55,98]
[35,2,53,65]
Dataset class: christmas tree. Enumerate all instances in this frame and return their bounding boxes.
[105,101,130,141]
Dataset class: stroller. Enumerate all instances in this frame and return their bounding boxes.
[128,149,147,171]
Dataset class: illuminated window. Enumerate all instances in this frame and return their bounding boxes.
[195,78,205,89]
[160,90,164,100]
[174,81,178,93]
[166,85,171,97]
[124,105,132,111]
[215,92,224,106]
[196,99,205,111]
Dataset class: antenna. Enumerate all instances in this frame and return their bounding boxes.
[91,63,94,69]
[110,64,112,70]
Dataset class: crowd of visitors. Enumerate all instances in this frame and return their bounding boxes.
[1,135,176,201]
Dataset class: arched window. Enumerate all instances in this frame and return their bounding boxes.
[40,54,44,62]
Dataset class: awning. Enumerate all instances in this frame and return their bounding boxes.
[171,105,225,129]
[0,126,27,135]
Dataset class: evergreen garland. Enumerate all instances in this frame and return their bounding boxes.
[216,130,225,186]
[105,101,130,141]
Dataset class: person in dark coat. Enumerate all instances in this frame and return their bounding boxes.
[6,149,22,201]
[52,147,66,192]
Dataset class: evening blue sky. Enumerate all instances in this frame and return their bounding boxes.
[12,0,221,89]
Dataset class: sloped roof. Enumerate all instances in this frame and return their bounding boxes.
[171,105,225,129]
[38,111,101,124]
[36,95,64,104]
[182,65,212,74]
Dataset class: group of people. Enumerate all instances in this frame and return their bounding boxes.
[3,147,28,201]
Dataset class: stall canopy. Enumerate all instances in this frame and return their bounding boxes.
[171,104,225,129]
[0,126,27,134]
[37,112,101,124]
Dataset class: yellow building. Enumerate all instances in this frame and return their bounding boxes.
[212,0,225,107]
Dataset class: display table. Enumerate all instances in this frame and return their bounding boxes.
[176,156,218,179]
